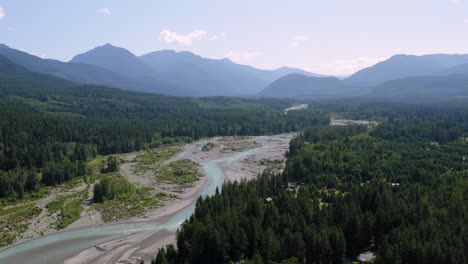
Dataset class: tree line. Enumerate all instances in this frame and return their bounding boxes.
[0,81,329,199]
[154,106,468,263]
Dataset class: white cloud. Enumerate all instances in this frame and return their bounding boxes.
[159,29,207,46]
[226,51,262,64]
[0,5,5,20]
[289,36,307,47]
[290,42,301,47]
[210,32,226,41]
[294,36,306,41]
[97,8,111,16]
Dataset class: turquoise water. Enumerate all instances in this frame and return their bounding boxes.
[0,148,257,264]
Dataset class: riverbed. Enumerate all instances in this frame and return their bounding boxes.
[0,134,293,264]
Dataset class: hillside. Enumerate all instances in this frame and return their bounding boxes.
[258,73,362,99]
[70,43,155,78]
[345,54,468,86]
[372,74,468,102]
[140,50,322,96]
[0,44,145,91]
[0,43,322,97]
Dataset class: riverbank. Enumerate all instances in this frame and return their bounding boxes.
[65,134,294,264]
[0,134,294,264]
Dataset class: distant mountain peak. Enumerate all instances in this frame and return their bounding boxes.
[78,43,132,55]
[221,58,233,63]
[70,43,156,78]
[345,53,468,86]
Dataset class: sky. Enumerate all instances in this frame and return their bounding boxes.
[1,0,468,75]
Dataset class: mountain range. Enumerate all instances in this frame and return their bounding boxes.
[1,42,468,102]
[0,43,321,97]
[260,53,468,102]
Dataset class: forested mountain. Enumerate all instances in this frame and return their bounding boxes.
[2,49,468,263]
[4,42,468,100]
[0,55,329,199]
[136,49,323,96]
[140,50,267,96]
[258,54,468,102]
[5,40,468,101]
[438,63,468,76]
[258,74,363,99]
[0,43,323,97]
[0,44,148,91]
[345,54,468,87]
[372,74,468,102]
[155,104,468,264]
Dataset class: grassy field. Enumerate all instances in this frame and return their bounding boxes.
[0,204,42,246]
[256,158,285,170]
[134,147,181,172]
[89,143,202,222]
[93,174,159,222]
[159,159,203,185]
[46,185,89,229]
[0,185,50,208]
[134,146,202,186]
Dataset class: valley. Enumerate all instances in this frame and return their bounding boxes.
[0,134,293,264]
[1,3,468,262]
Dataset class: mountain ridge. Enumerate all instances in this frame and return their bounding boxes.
[345,53,468,86]
[0,42,324,97]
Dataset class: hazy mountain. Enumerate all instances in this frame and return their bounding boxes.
[0,44,135,86]
[372,74,468,102]
[140,50,323,96]
[70,43,155,78]
[1,43,324,97]
[345,54,468,86]
[140,50,264,96]
[437,63,468,76]
[258,73,361,99]
[0,55,75,99]
[256,66,326,82]
[0,44,187,96]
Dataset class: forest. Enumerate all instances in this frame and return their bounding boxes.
[1,55,468,263]
[154,106,468,264]
[0,59,329,200]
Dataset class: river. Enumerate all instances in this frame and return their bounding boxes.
[0,146,261,263]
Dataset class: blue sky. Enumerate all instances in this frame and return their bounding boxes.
[1,0,468,75]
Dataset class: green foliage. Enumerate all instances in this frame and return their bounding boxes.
[46,196,66,214]
[135,147,181,172]
[201,142,216,152]
[159,159,202,185]
[148,133,192,149]
[93,175,135,203]
[100,155,119,173]
[0,168,38,199]
[93,174,158,222]
[41,160,88,186]
[45,185,88,229]
[0,68,328,200]
[157,106,468,264]
[56,200,82,229]
[0,205,42,246]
